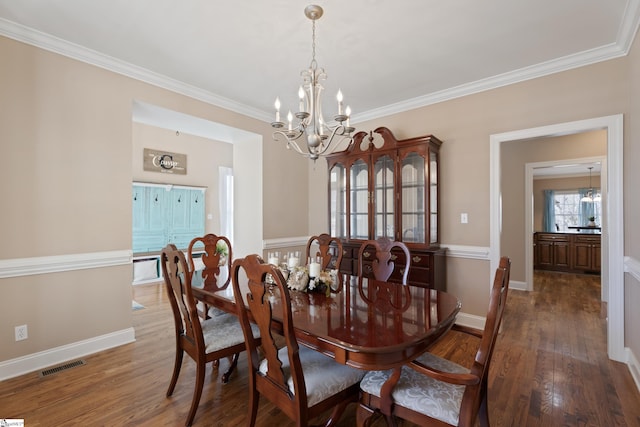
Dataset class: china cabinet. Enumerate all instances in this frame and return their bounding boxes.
[326,127,446,290]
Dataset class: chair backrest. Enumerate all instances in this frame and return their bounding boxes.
[305,233,343,271]
[357,238,412,312]
[187,234,232,292]
[231,255,309,410]
[357,237,411,283]
[160,244,205,352]
[458,256,511,425]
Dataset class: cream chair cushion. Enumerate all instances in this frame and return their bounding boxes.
[201,313,259,353]
[260,346,365,406]
[360,352,468,426]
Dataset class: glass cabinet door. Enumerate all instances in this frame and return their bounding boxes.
[373,155,395,239]
[429,150,439,244]
[400,151,426,244]
[329,163,347,239]
[350,159,369,240]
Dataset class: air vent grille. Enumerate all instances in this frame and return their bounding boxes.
[40,359,86,377]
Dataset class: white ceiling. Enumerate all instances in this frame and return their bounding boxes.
[0,1,638,124]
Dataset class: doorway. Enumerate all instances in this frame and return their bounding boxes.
[489,114,624,362]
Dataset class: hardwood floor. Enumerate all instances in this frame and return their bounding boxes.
[1,271,638,426]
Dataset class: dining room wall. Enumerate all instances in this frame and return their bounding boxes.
[0,35,305,372]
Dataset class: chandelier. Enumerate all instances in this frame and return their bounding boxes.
[271,5,354,161]
[580,166,601,202]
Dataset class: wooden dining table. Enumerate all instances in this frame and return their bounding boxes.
[192,273,461,371]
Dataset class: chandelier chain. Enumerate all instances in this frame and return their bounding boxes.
[311,19,317,69]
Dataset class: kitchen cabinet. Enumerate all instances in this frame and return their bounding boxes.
[534,232,600,274]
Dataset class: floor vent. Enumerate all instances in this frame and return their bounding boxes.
[40,359,86,377]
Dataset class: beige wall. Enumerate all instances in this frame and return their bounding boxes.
[2,26,640,368]
[0,36,308,363]
[533,174,602,232]
[501,131,606,281]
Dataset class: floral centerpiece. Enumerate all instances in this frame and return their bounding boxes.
[287,266,337,296]
[308,270,336,296]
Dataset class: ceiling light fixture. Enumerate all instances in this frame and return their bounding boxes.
[271,5,354,161]
[580,166,601,202]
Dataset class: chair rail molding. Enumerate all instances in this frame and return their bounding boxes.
[0,250,132,279]
[440,244,490,260]
[263,236,310,250]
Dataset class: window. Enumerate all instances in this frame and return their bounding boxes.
[552,190,601,231]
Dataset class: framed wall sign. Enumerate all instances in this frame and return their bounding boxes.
[143,148,187,175]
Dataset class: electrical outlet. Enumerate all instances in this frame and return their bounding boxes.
[461,213,468,224]
[15,324,28,341]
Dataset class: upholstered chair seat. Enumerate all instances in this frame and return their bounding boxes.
[201,313,259,354]
[259,346,365,407]
[360,352,469,426]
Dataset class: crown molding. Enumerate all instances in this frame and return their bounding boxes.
[353,42,626,123]
[0,18,271,123]
[1,0,639,125]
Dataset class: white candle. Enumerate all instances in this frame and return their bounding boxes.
[345,105,351,127]
[287,110,293,131]
[298,86,305,112]
[268,252,279,266]
[274,97,281,122]
[336,89,343,115]
[288,256,299,269]
[309,261,321,278]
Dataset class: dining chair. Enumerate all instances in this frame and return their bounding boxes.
[357,256,511,427]
[161,244,249,427]
[231,254,365,427]
[306,233,344,271]
[188,234,232,319]
[357,237,411,284]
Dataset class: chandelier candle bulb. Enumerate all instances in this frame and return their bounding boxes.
[274,98,281,122]
[287,111,293,130]
[345,105,351,127]
[337,89,343,115]
[298,86,305,112]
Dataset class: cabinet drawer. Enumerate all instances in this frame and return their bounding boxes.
[536,233,569,242]
[574,235,600,244]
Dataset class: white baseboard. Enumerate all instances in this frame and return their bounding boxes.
[0,327,135,381]
[509,280,528,291]
[455,312,486,330]
[626,347,640,393]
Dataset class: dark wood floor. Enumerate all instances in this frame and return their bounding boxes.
[1,271,639,426]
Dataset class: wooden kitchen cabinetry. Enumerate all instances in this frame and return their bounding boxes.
[534,232,600,274]
[326,127,446,290]
[572,234,601,273]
